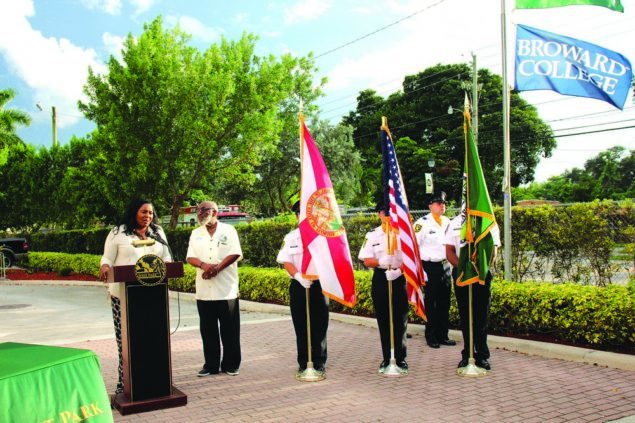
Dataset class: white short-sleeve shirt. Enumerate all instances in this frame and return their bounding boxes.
[186,222,243,301]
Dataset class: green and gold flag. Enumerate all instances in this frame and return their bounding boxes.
[456,106,497,286]
[515,0,624,12]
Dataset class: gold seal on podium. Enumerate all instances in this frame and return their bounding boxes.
[134,254,167,286]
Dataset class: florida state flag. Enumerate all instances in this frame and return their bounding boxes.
[298,115,356,307]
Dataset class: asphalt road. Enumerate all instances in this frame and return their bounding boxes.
[0,281,289,345]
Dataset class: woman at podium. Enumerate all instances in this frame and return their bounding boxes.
[99,197,172,394]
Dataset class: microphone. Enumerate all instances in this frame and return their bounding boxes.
[132,239,156,247]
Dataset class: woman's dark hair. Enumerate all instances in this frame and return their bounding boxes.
[116,197,161,236]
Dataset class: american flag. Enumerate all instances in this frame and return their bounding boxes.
[381,120,426,320]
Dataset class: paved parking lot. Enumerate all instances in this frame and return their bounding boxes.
[2,281,635,422]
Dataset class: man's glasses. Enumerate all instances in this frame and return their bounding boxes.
[197,207,215,214]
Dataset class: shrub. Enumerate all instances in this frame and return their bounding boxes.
[24,252,635,351]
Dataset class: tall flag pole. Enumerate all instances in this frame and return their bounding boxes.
[456,99,497,287]
[380,117,426,320]
[501,0,513,281]
[298,113,356,308]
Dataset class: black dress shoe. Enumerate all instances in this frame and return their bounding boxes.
[427,342,440,349]
[397,360,408,370]
[457,358,469,368]
[476,359,491,370]
[440,339,456,346]
[406,333,412,339]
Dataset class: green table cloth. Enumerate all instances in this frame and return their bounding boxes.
[0,342,113,422]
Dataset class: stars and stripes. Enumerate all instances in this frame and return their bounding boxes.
[381,121,426,319]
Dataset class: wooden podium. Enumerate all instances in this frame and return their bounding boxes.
[110,261,188,415]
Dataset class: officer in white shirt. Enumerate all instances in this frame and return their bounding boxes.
[358,210,408,373]
[276,201,329,374]
[414,191,455,349]
[445,213,500,371]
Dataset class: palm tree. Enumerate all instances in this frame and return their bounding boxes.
[0,88,31,165]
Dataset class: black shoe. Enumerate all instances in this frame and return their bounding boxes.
[397,360,408,370]
[378,360,389,373]
[427,342,440,349]
[223,368,240,376]
[197,367,218,377]
[406,333,412,339]
[314,364,325,372]
[440,339,457,346]
[475,359,491,370]
[457,358,469,368]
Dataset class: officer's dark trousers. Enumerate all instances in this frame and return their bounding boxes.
[289,279,329,369]
[371,269,408,362]
[453,270,492,361]
[422,260,451,344]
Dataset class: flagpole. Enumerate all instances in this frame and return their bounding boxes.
[380,117,406,378]
[457,102,488,378]
[501,0,513,282]
[296,104,325,382]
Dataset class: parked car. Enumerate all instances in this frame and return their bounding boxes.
[0,238,29,268]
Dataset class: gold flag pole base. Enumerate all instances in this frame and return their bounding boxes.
[295,362,326,382]
[456,358,488,377]
[379,358,408,377]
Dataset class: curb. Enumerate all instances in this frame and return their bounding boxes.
[172,291,634,372]
[4,280,633,372]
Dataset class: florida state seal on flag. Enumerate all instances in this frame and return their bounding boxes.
[298,116,356,307]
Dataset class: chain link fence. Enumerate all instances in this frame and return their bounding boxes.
[342,204,635,286]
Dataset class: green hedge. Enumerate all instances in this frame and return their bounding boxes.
[24,252,635,351]
[19,201,635,284]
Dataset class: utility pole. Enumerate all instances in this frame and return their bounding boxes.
[471,52,479,145]
[51,106,57,147]
[36,103,58,147]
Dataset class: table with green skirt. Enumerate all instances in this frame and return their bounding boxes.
[0,342,113,422]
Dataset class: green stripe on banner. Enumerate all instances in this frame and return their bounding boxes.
[515,0,624,12]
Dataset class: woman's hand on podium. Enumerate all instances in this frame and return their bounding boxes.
[99,264,110,282]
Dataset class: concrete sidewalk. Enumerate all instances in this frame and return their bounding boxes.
[2,280,635,422]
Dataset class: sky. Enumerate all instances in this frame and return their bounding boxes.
[1,0,634,184]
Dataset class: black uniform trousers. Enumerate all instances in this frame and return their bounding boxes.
[422,260,451,344]
[197,298,242,373]
[289,279,329,370]
[371,269,409,362]
[453,269,492,361]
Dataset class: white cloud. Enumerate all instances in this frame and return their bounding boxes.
[172,16,222,44]
[0,0,106,128]
[283,0,333,25]
[102,32,126,60]
[129,0,157,16]
[164,15,222,43]
[80,0,122,15]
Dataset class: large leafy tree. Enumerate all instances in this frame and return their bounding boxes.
[0,88,31,166]
[343,63,557,208]
[79,17,322,226]
[517,146,635,203]
[214,120,361,216]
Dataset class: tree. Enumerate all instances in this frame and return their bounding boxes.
[342,64,557,208]
[0,88,31,166]
[214,120,361,215]
[79,17,323,226]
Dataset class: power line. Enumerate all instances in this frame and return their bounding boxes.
[314,0,448,59]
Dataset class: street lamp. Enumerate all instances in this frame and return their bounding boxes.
[36,102,57,147]
[426,158,435,194]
